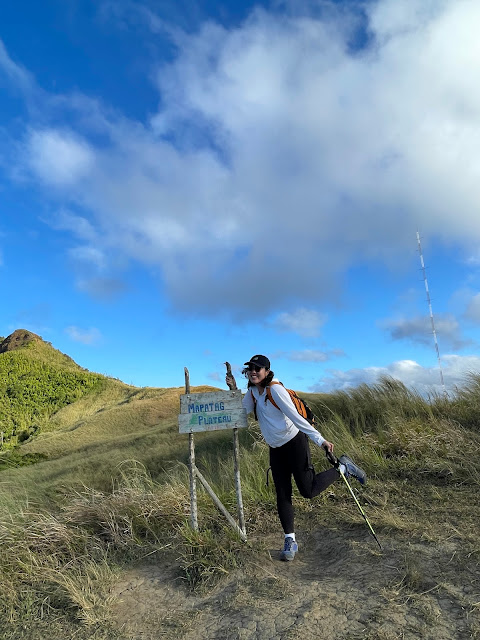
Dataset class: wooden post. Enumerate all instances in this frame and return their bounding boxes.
[179,366,248,541]
[185,367,198,531]
[233,428,246,536]
[225,362,246,536]
[194,466,246,541]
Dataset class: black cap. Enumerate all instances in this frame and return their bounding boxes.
[244,354,270,369]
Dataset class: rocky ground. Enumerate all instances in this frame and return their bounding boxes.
[111,522,479,640]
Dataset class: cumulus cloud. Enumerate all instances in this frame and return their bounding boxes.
[65,326,102,345]
[311,354,480,396]
[67,236,126,301]
[465,251,480,266]
[5,2,480,315]
[99,0,175,36]
[26,129,95,187]
[271,309,327,338]
[464,293,480,323]
[69,246,107,270]
[50,210,98,242]
[0,38,35,94]
[381,314,473,350]
[76,278,127,301]
[274,348,345,362]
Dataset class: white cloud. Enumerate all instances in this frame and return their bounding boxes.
[271,309,327,338]
[464,293,480,323]
[273,348,345,362]
[369,0,448,38]
[65,326,102,345]
[0,38,34,94]
[465,252,480,266]
[288,350,329,363]
[6,1,480,315]
[69,246,106,270]
[50,210,98,242]
[76,278,127,301]
[311,354,480,395]
[98,0,174,37]
[26,129,95,187]
[381,314,473,350]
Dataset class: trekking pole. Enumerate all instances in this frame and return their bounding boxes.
[325,448,382,551]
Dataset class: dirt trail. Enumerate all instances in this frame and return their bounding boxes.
[111,525,479,640]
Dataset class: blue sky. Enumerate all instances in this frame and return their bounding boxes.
[2,0,480,395]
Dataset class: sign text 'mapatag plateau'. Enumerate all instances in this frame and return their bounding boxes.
[178,390,248,433]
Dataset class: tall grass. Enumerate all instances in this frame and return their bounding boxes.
[0,461,190,636]
[302,376,480,485]
[303,376,436,437]
[439,372,480,431]
[0,499,118,632]
[2,374,480,637]
[305,373,480,439]
[0,385,219,501]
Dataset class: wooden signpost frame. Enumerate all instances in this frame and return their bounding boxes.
[182,367,247,542]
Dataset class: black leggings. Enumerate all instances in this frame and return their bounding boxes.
[269,431,339,533]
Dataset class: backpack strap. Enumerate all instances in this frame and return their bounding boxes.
[266,382,313,424]
[250,389,258,420]
[251,384,282,417]
[265,381,283,411]
[252,382,285,417]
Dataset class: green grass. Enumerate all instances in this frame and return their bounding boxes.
[1,371,480,637]
[0,383,222,505]
[0,341,106,447]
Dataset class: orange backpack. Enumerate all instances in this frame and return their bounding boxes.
[251,381,316,425]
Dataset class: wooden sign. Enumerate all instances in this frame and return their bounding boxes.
[178,389,248,433]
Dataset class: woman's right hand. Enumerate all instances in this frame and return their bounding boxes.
[225,373,237,390]
[322,440,334,453]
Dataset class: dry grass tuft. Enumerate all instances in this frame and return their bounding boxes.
[3,374,480,638]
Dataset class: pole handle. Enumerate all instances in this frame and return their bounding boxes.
[324,445,339,468]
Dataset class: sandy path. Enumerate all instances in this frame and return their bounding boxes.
[111,524,479,640]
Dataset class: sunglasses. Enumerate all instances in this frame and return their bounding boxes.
[247,365,263,372]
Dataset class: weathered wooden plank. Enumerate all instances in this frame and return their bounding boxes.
[185,367,198,530]
[179,407,247,433]
[179,388,247,433]
[194,466,247,542]
[233,428,246,535]
[179,389,244,414]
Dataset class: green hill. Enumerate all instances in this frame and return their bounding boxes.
[0,329,107,448]
[0,332,479,640]
[0,329,221,495]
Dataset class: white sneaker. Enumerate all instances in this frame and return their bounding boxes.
[280,537,298,561]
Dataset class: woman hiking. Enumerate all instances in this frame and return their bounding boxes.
[226,354,366,561]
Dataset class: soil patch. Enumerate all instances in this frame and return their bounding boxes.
[111,524,479,640]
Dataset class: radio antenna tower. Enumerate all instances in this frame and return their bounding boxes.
[416,231,447,395]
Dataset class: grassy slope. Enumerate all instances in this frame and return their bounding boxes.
[0,331,223,497]
[1,380,222,501]
[0,338,105,444]
[1,367,479,639]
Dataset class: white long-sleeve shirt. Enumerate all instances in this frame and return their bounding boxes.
[242,380,325,449]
